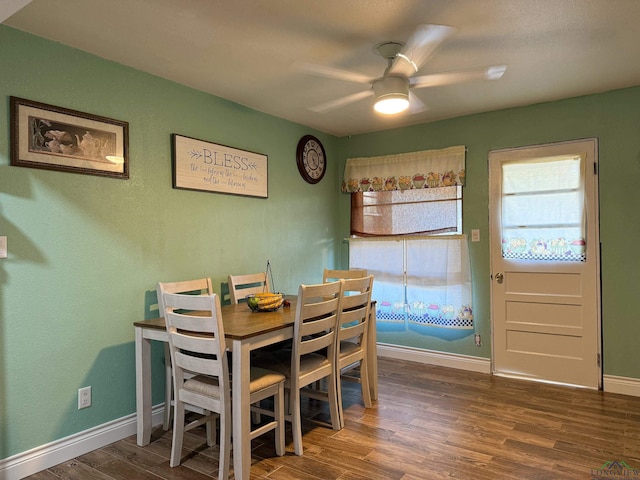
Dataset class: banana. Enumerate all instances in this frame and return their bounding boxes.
[258,294,283,309]
[258,298,281,309]
[268,298,284,310]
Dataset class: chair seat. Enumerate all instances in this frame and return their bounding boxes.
[183,369,286,404]
[300,354,331,376]
[339,340,360,357]
[256,350,330,383]
[183,375,221,397]
[250,367,286,392]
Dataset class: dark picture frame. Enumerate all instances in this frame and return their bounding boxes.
[10,96,129,179]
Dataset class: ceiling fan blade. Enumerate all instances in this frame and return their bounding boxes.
[411,65,507,88]
[309,90,373,113]
[408,91,428,114]
[389,24,456,77]
[294,62,373,85]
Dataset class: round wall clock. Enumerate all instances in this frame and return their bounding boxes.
[296,135,326,184]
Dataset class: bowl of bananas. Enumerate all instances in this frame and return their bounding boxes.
[246,292,284,312]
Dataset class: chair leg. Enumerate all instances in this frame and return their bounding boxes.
[360,357,372,408]
[274,383,285,456]
[170,400,185,467]
[163,343,173,430]
[218,408,231,480]
[336,366,345,429]
[252,401,261,424]
[291,388,304,456]
[204,413,216,447]
[327,371,342,431]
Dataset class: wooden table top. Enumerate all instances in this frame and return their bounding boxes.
[134,297,296,340]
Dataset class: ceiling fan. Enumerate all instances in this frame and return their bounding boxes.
[298,24,507,115]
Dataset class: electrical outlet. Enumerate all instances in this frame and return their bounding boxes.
[78,386,91,409]
[474,334,482,347]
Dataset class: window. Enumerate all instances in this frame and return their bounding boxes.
[349,236,473,331]
[501,155,586,261]
[344,145,465,237]
[344,145,472,339]
[351,186,462,236]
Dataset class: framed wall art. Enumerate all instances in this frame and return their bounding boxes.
[10,96,129,179]
[172,133,268,198]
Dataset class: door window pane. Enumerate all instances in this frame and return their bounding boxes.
[501,156,586,261]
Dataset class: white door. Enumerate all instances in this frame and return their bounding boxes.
[489,138,601,388]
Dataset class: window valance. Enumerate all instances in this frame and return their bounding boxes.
[342,145,466,193]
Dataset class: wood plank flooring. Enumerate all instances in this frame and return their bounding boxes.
[26,357,640,479]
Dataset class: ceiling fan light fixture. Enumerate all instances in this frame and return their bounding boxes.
[373,76,410,115]
[374,95,410,115]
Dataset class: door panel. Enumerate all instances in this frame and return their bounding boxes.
[506,272,582,296]
[505,330,583,358]
[489,139,601,388]
[506,302,582,328]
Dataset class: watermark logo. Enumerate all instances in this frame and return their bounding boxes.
[591,460,640,479]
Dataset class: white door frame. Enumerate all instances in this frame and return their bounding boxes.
[489,138,602,388]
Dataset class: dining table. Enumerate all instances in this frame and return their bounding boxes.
[134,296,378,480]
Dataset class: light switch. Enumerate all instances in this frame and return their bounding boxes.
[0,236,6,258]
[471,229,480,242]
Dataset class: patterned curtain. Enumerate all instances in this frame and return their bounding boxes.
[342,145,465,193]
[349,235,473,331]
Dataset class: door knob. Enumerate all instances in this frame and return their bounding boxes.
[495,273,504,284]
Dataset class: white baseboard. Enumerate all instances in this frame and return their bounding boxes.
[0,405,165,480]
[378,344,640,398]
[603,374,640,397]
[377,343,492,374]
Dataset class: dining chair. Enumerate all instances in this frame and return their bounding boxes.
[255,280,344,455]
[322,268,368,283]
[157,278,214,431]
[162,291,286,476]
[228,272,271,304]
[335,275,374,428]
[317,268,368,388]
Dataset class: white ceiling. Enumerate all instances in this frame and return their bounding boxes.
[4,0,640,137]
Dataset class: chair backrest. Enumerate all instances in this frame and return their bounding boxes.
[162,292,230,407]
[323,268,368,283]
[293,280,343,364]
[228,272,271,304]
[338,275,374,345]
[157,278,213,317]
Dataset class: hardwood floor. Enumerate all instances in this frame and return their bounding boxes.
[26,358,640,479]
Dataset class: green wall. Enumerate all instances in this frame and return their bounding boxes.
[0,26,339,458]
[3,23,640,461]
[339,86,640,376]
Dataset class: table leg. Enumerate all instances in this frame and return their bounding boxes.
[135,327,152,446]
[232,339,252,480]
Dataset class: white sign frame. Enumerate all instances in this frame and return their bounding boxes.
[172,134,268,198]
